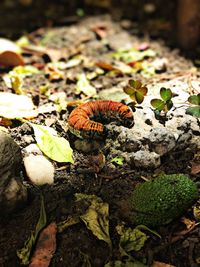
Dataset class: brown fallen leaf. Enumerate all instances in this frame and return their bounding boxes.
[181,217,196,229]
[22,44,83,63]
[29,223,57,267]
[191,163,200,175]
[0,51,24,67]
[0,38,24,66]
[151,261,176,267]
[0,117,12,127]
[96,61,122,73]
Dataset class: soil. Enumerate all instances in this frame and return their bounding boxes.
[0,15,200,267]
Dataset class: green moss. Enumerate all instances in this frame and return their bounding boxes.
[129,174,199,227]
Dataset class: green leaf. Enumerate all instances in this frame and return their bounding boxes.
[188,94,200,105]
[9,65,40,76]
[111,156,124,165]
[76,73,97,97]
[116,224,149,255]
[75,194,112,249]
[151,99,165,111]
[16,36,30,48]
[160,87,172,102]
[129,80,142,89]
[17,196,47,265]
[3,65,41,94]
[166,100,173,111]
[124,80,148,104]
[135,90,146,104]
[186,106,200,118]
[31,123,74,163]
[123,85,134,96]
[10,74,23,94]
[112,48,156,63]
[140,62,155,78]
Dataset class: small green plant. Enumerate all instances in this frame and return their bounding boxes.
[186,93,200,118]
[123,79,148,105]
[151,87,173,112]
[150,87,174,123]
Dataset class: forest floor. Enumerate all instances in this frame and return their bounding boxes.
[0,15,200,267]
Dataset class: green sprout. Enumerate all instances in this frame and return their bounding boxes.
[123,79,148,105]
[151,87,173,112]
[186,93,200,118]
[150,87,174,123]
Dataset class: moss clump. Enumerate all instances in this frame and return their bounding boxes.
[129,174,198,227]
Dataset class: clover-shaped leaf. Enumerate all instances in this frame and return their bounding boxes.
[186,106,200,118]
[150,99,165,111]
[166,100,173,111]
[123,79,148,104]
[160,87,172,102]
[188,94,200,105]
[151,87,173,113]
[186,94,200,118]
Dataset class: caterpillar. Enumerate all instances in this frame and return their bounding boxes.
[68,100,134,139]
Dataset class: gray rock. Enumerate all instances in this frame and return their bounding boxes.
[2,174,27,214]
[147,127,176,156]
[118,130,142,152]
[128,150,160,168]
[0,132,27,215]
[0,131,21,177]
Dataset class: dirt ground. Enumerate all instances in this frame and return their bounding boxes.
[0,15,200,267]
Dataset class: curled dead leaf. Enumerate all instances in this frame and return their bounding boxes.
[151,261,175,267]
[29,223,57,267]
[0,38,24,66]
[191,163,200,175]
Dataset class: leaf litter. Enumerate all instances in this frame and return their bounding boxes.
[0,14,200,267]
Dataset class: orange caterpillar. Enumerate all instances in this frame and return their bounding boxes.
[68,100,134,139]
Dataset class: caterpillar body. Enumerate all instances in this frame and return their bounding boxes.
[68,100,134,139]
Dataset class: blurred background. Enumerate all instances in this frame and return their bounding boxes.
[0,0,199,53]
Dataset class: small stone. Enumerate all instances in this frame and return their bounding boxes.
[23,143,42,156]
[0,131,21,176]
[118,131,141,152]
[0,131,27,215]
[3,176,27,213]
[129,150,160,168]
[147,128,176,156]
[24,155,55,185]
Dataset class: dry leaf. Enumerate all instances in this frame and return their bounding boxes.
[0,92,38,119]
[22,45,72,63]
[181,217,196,229]
[29,223,57,267]
[0,117,12,126]
[151,261,176,267]
[0,38,24,66]
[191,164,200,175]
